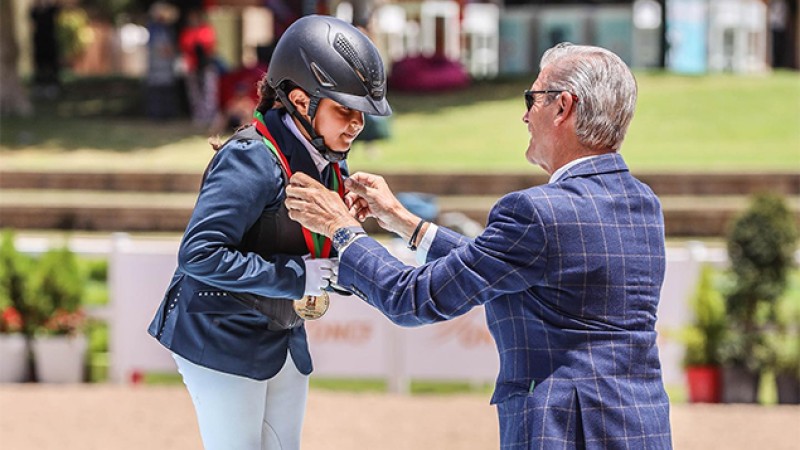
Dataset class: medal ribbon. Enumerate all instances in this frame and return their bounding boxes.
[253,111,344,259]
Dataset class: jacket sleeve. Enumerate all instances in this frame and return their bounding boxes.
[177,138,305,299]
[425,226,471,262]
[337,191,548,326]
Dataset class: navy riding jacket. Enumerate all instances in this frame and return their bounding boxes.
[148,109,345,380]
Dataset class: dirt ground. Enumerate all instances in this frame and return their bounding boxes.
[1,385,798,450]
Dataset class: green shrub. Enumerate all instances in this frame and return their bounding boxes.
[723,193,799,369]
[727,193,798,318]
[768,281,800,377]
[30,245,87,335]
[767,331,800,377]
[0,230,41,336]
[683,265,727,366]
[84,258,108,283]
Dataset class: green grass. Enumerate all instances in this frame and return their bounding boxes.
[1,72,798,173]
[624,72,800,171]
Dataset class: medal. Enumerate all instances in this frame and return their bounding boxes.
[293,292,330,320]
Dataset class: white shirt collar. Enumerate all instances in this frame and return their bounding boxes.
[281,112,328,175]
[549,155,601,183]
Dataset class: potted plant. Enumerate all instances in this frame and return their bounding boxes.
[770,331,800,404]
[721,193,798,403]
[30,245,89,383]
[0,230,36,382]
[682,265,726,403]
[768,292,800,404]
[0,304,27,382]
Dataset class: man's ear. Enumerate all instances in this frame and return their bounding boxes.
[287,88,310,116]
[553,92,576,126]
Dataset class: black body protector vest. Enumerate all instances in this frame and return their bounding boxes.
[205,112,344,329]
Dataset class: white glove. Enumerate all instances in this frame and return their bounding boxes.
[302,255,337,296]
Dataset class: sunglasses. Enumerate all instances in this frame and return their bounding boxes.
[524,90,580,110]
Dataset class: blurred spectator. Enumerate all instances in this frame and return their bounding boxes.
[769,0,797,68]
[179,8,219,128]
[389,55,470,92]
[30,0,61,97]
[264,0,303,39]
[146,2,180,120]
[209,81,257,136]
[210,45,272,136]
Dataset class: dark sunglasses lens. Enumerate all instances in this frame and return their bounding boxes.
[524,92,533,110]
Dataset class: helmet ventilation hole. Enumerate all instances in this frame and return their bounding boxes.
[334,33,368,82]
[310,62,336,88]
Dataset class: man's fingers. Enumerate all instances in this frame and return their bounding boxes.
[345,196,370,221]
[348,204,370,222]
[348,172,380,186]
[344,192,360,208]
[285,185,309,201]
[286,184,324,203]
[344,177,369,196]
[289,171,320,188]
[285,194,312,212]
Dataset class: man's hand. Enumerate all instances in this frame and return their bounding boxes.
[345,172,420,241]
[286,172,359,237]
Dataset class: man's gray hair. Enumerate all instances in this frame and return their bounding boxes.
[540,43,637,151]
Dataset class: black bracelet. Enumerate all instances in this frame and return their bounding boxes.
[408,219,427,250]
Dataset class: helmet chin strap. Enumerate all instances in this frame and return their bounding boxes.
[276,89,350,163]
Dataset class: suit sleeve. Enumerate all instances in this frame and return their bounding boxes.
[338,191,548,326]
[425,226,471,261]
[177,139,305,299]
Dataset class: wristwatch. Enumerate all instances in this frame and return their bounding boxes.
[332,226,367,253]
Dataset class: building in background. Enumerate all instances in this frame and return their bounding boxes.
[8,0,798,88]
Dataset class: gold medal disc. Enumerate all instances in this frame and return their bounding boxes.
[293,292,330,320]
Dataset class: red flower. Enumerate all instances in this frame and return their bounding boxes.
[42,309,87,335]
[0,306,23,333]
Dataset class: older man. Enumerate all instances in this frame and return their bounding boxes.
[286,43,672,449]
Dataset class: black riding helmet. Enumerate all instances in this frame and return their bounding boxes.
[268,15,391,162]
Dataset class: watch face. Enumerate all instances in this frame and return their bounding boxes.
[333,227,363,251]
[333,228,352,250]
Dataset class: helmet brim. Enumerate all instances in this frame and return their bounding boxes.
[326,90,392,117]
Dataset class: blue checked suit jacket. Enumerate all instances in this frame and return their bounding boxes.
[337,153,672,449]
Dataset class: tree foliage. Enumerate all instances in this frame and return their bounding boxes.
[722,193,799,369]
[727,193,798,321]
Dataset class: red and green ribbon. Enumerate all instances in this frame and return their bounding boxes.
[253,111,344,258]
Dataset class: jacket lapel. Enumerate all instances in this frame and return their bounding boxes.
[263,109,350,182]
[263,109,323,182]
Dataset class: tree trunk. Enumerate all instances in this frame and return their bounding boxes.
[0,0,33,116]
